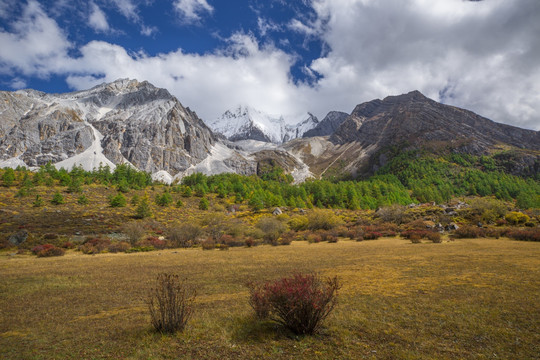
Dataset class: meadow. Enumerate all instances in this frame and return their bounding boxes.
[1,237,539,359]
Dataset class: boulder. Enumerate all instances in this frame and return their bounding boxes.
[8,230,28,246]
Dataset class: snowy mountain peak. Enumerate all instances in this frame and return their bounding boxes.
[207,105,319,144]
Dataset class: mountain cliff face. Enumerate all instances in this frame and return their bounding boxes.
[0,79,215,175]
[303,111,348,138]
[208,106,319,144]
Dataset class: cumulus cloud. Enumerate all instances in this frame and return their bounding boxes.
[174,0,214,24]
[0,0,71,77]
[88,2,110,33]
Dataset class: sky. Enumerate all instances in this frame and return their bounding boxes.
[0,0,539,130]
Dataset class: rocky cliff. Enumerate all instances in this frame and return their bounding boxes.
[0,79,216,175]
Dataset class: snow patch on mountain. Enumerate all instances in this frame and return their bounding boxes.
[54,122,116,171]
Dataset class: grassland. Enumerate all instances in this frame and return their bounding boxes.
[1,237,539,359]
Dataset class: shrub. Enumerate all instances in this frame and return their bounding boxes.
[80,238,111,254]
[139,236,168,250]
[247,273,341,335]
[109,193,127,207]
[376,204,408,224]
[256,216,287,243]
[245,238,255,247]
[453,226,486,239]
[326,235,338,243]
[363,231,382,240]
[506,229,540,242]
[288,215,309,231]
[147,273,197,334]
[409,234,422,243]
[61,241,75,249]
[505,212,530,225]
[167,223,203,248]
[107,241,131,253]
[427,232,442,243]
[32,244,65,257]
[201,239,215,250]
[122,222,146,245]
[307,209,344,230]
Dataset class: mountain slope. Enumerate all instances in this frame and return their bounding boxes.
[331,90,540,152]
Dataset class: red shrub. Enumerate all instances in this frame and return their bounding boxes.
[61,241,75,249]
[247,273,341,334]
[245,237,255,248]
[32,244,54,255]
[139,236,168,250]
[108,241,131,253]
[506,229,540,242]
[453,226,486,239]
[33,244,64,257]
[363,231,382,240]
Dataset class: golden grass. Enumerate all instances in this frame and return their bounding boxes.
[1,238,539,359]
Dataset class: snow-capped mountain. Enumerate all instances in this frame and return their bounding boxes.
[207,105,319,144]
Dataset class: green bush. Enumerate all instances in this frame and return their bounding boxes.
[51,192,64,205]
[109,193,127,207]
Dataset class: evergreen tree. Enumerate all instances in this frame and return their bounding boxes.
[199,197,209,210]
[51,192,64,205]
[134,194,152,219]
[2,168,15,187]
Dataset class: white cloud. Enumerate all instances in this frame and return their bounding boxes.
[88,2,110,33]
[174,0,214,24]
[10,77,27,89]
[0,0,71,76]
[112,0,139,21]
[257,17,281,37]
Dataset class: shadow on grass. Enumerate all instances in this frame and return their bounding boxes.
[229,315,295,343]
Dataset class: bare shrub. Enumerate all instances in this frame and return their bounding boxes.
[122,222,146,245]
[376,204,408,224]
[167,223,203,248]
[148,273,196,334]
[256,216,287,244]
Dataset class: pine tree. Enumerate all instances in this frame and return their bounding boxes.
[51,192,64,205]
[134,194,152,219]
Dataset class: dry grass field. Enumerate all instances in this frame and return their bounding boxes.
[1,237,539,359]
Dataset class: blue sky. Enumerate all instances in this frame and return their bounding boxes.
[1,0,539,130]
